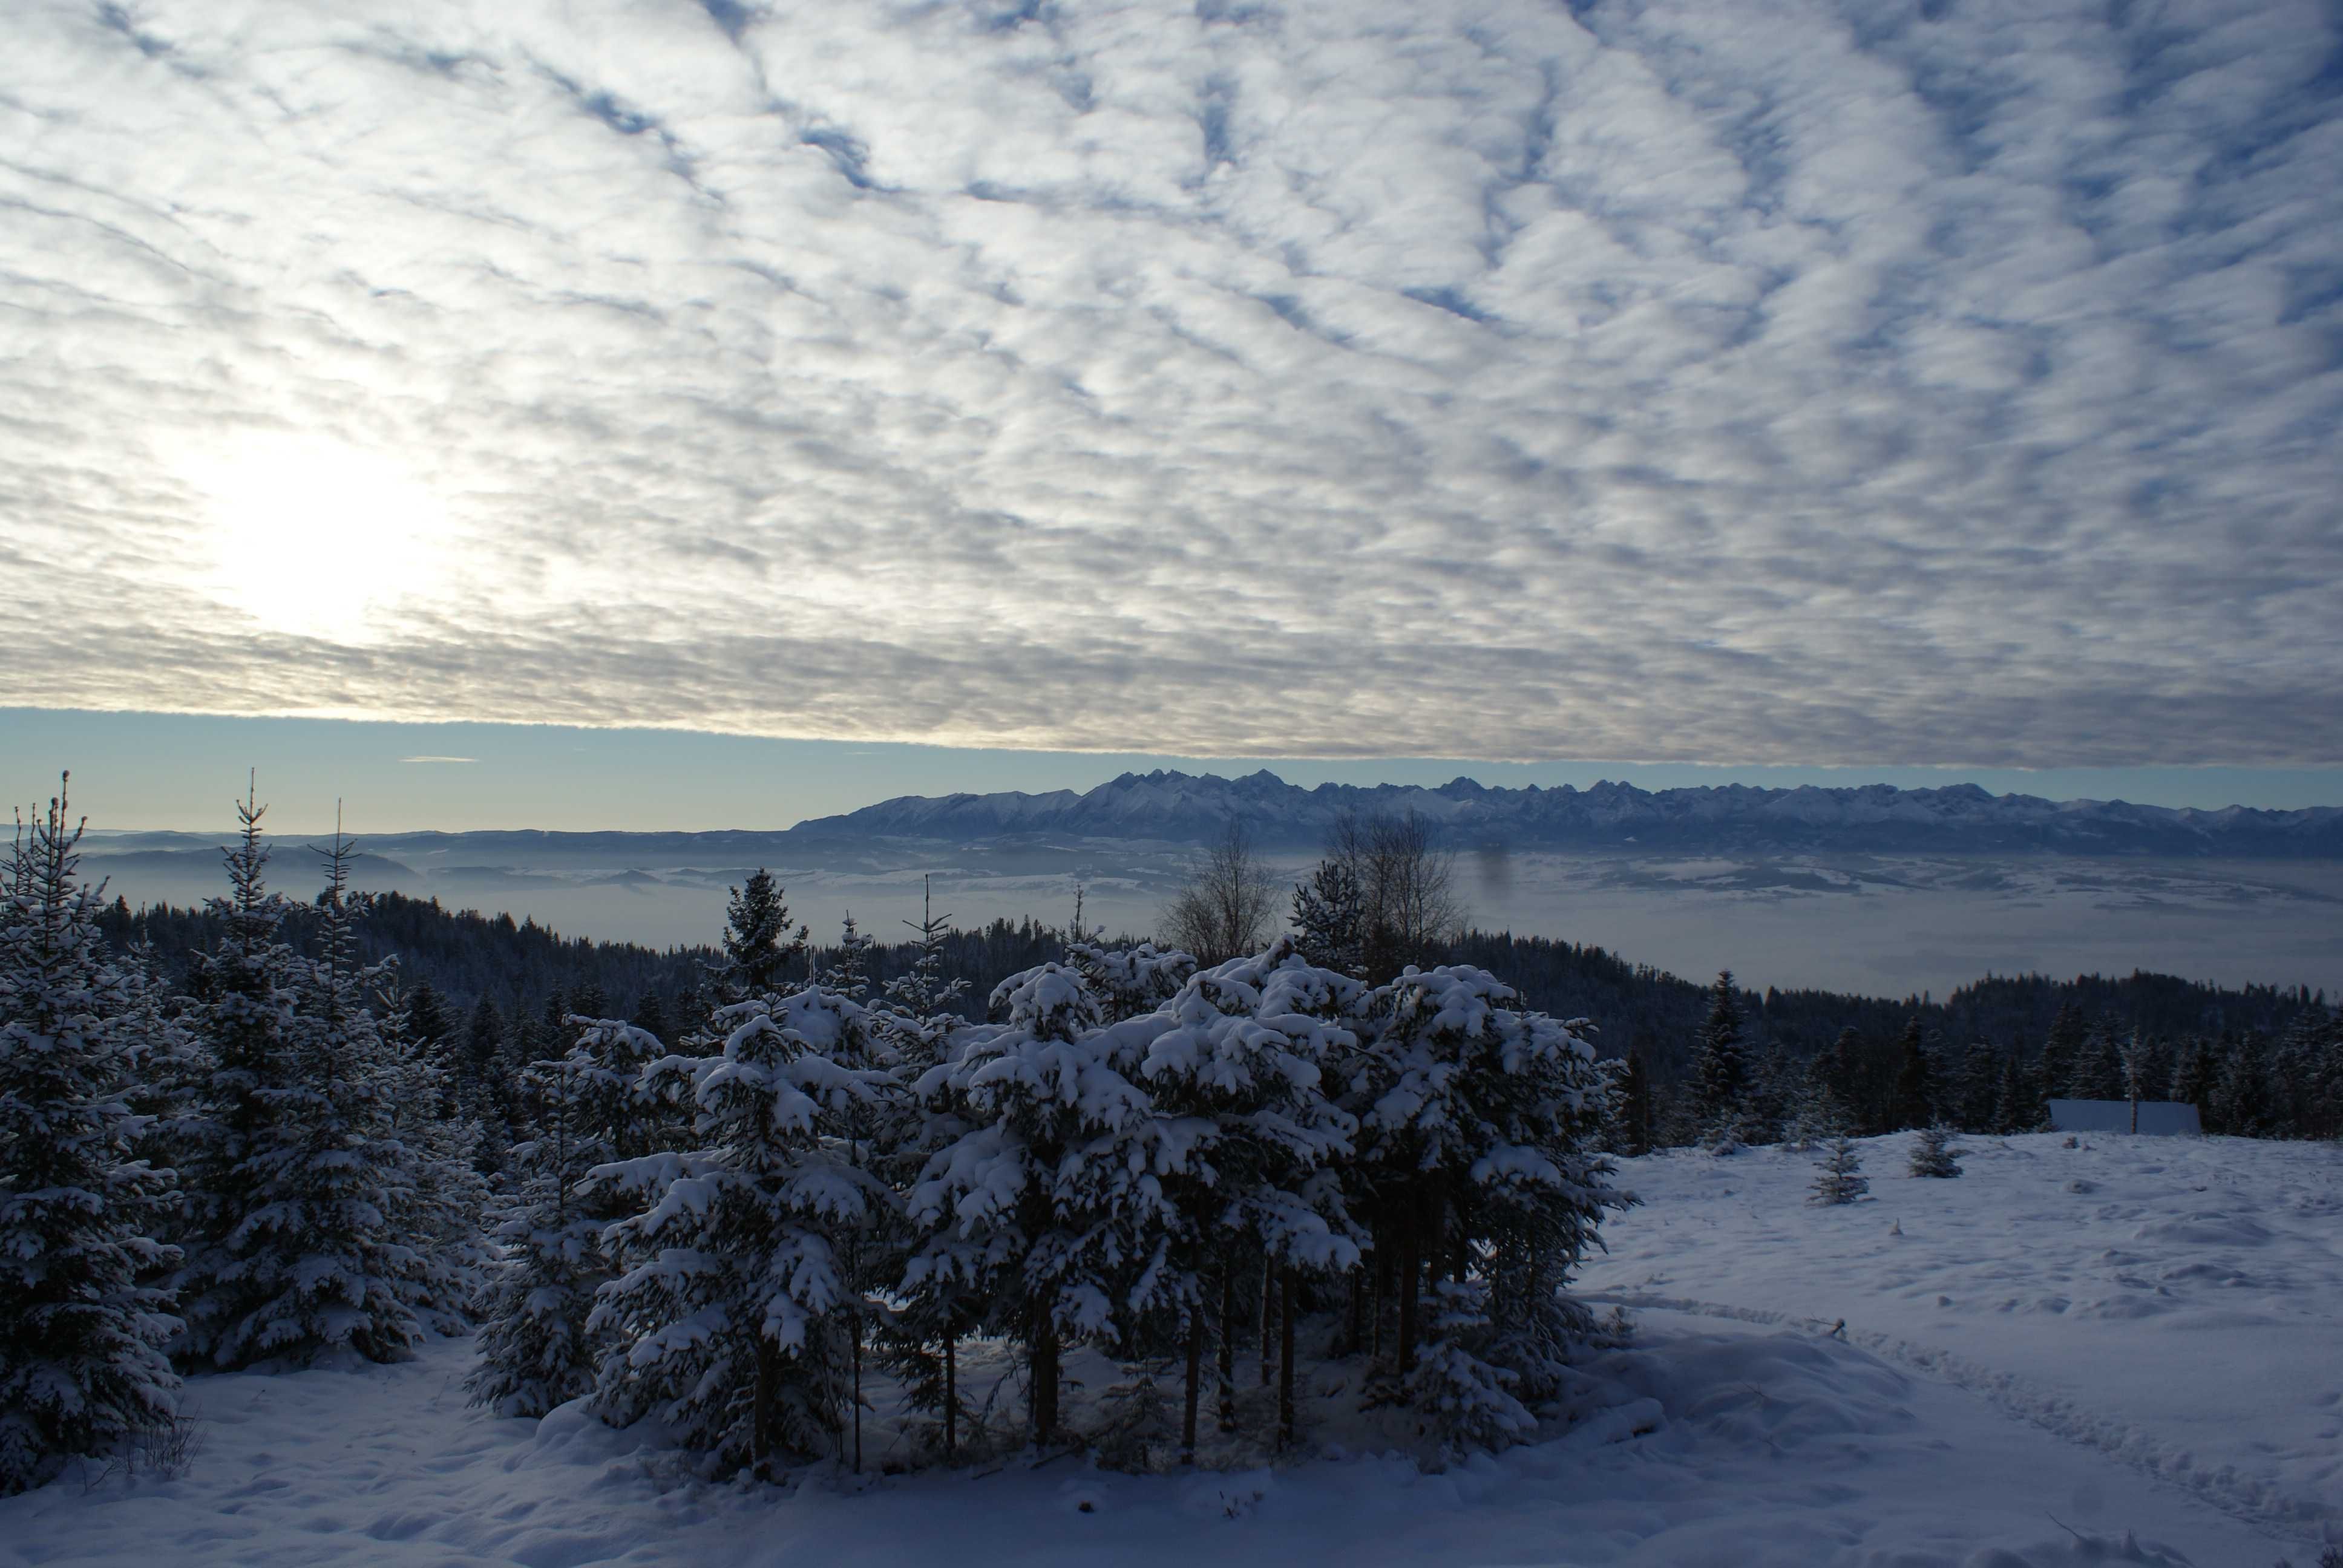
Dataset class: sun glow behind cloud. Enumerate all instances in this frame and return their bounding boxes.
[176,434,455,644]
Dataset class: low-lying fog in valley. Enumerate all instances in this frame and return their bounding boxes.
[78,832,2343,998]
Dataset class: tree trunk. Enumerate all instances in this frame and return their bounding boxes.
[944,1331,958,1460]
[1182,1309,1203,1463]
[752,1336,779,1475]
[1371,1221,1391,1365]
[1346,1267,1364,1357]
[851,1320,863,1474]
[1260,1250,1277,1388]
[1031,1315,1060,1445]
[1217,1260,1239,1431]
[1277,1267,1297,1448]
[1397,1204,1421,1374]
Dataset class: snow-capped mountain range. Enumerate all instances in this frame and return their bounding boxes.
[790,770,2343,857]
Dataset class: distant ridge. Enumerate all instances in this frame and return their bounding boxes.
[80,772,2343,860]
[788,770,2343,857]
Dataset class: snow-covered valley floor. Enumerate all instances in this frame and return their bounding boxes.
[5,1134,2335,1567]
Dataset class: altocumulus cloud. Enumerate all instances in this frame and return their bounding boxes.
[2,0,2338,765]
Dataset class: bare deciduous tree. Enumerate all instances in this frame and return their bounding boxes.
[1159,818,1282,964]
[1325,809,1464,976]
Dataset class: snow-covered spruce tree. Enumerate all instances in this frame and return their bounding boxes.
[865,880,986,1459]
[1066,938,1196,1023]
[467,1015,663,1417]
[1889,1019,1934,1131]
[1349,965,1627,1452]
[2120,1033,2173,1127]
[1689,970,1750,1146]
[454,994,512,1170]
[1742,1043,1795,1147]
[2293,1006,2343,1140]
[172,806,421,1369]
[873,877,969,1073]
[818,912,875,1002]
[1778,1073,1834,1152]
[1610,1049,1654,1158]
[401,981,457,1103]
[701,869,809,1010]
[2036,1003,2087,1125]
[108,936,206,1200]
[376,985,489,1335]
[588,990,894,1475]
[1990,1050,2030,1135]
[169,786,298,1359]
[2169,1037,2218,1123]
[1127,938,1364,1455]
[1907,1125,1962,1178]
[0,780,182,1493]
[902,962,1162,1446]
[1290,856,1369,979]
[2069,1024,2126,1103]
[1810,1137,1867,1205]
[1947,1037,2000,1134]
[2213,1030,2270,1136]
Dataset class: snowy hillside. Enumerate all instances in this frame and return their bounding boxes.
[4,1134,2332,1567]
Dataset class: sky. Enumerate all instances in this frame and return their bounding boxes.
[9,710,2343,833]
[4,0,2341,791]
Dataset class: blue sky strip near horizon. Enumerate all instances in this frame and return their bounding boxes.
[2,2,2339,812]
[8,710,2343,834]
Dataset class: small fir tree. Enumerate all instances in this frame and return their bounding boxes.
[1990,1050,2029,1134]
[703,869,808,1008]
[1349,964,1627,1440]
[1133,939,1365,1455]
[468,1015,662,1417]
[874,877,969,1072]
[900,962,1147,1446]
[628,991,672,1049]
[402,980,457,1114]
[1289,857,1369,978]
[589,990,893,1474]
[1691,971,1749,1142]
[1907,1124,1962,1178]
[2069,1024,2126,1102]
[173,802,422,1369]
[1063,938,1196,1023]
[457,994,510,1165]
[1611,1049,1654,1158]
[1815,1026,1864,1135]
[2213,1030,2271,1135]
[2037,1004,2087,1122]
[1889,1019,1933,1131]
[377,984,489,1334]
[0,779,183,1493]
[2170,1037,2220,1121]
[1810,1137,1867,1206]
[819,912,875,1002]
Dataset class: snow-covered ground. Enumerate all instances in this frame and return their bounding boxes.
[5,1134,2334,1567]
[1579,1131,2343,1546]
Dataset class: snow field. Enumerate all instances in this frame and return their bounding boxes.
[2,1135,2328,1567]
[1581,1131,2343,1543]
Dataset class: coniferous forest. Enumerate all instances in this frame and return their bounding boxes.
[6,777,2340,1497]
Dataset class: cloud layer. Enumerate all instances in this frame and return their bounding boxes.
[4,0,2339,764]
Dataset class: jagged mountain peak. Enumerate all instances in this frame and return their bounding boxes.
[787,772,2342,857]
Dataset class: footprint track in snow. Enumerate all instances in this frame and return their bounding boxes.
[1583,1288,2335,1549]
